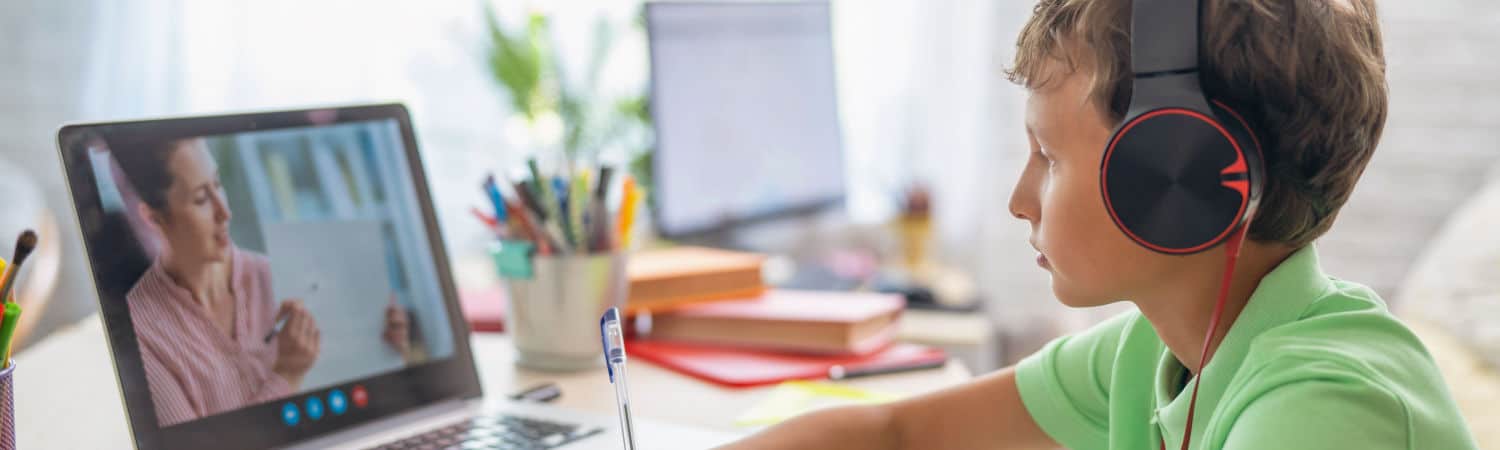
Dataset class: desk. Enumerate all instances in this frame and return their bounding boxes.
[12,314,971,449]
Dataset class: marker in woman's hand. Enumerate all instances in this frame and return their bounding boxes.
[263,317,286,343]
[265,282,319,343]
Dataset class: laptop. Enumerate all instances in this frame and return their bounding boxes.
[56,104,738,449]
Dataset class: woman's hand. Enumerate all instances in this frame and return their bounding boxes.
[271,300,320,389]
[383,294,411,356]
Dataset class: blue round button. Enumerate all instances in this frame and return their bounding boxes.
[328,389,348,415]
[305,396,325,421]
[281,402,300,426]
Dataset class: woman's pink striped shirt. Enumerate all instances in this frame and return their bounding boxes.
[126,248,291,426]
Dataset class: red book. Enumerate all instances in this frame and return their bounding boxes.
[647,290,905,355]
[459,287,506,333]
[627,339,946,388]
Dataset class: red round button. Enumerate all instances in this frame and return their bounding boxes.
[352,385,369,408]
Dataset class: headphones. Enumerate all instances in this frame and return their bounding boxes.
[1102,0,1265,254]
[1102,1,1267,449]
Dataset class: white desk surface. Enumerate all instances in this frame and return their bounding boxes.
[12,314,971,449]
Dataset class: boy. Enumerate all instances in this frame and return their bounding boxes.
[716,0,1480,449]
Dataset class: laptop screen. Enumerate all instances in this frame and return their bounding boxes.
[57,105,481,450]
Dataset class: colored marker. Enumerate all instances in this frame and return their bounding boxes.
[617,176,641,250]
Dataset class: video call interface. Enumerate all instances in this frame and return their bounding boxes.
[72,119,456,427]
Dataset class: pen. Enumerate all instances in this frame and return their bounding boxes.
[827,358,947,380]
[471,206,503,237]
[264,283,320,343]
[534,170,564,252]
[509,382,563,403]
[506,200,554,255]
[594,166,615,202]
[589,195,614,252]
[514,189,568,254]
[599,307,636,450]
[483,175,510,226]
[526,158,547,212]
[554,176,574,247]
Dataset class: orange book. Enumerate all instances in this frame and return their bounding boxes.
[646,290,905,355]
[626,246,767,314]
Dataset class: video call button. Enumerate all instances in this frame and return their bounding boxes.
[352,385,369,408]
[329,389,348,415]
[281,402,300,426]
[306,396,325,421]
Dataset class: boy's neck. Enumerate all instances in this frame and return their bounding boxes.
[1132,241,1297,373]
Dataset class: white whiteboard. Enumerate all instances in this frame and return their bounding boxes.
[262,220,404,391]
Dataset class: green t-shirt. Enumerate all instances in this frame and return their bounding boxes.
[1015,246,1479,449]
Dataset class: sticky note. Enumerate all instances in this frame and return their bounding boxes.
[491,240,536,280]
[734,381,900,427]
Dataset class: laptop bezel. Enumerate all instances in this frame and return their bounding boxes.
[54,103,484,450]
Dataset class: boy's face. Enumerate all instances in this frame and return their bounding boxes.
[1008,64,1179,307]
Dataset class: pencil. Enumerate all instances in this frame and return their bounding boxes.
[514,181,548,222]
[570,171,590,250]
[553,176,574,249]
[590,167,616,252]
[506,200,554,255]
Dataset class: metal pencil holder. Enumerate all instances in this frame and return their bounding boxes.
[1,361,15,450]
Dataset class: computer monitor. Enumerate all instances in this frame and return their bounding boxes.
[645,1,847,238]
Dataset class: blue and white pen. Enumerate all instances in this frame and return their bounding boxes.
[600,307,636,450]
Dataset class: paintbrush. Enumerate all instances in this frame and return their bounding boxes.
[0,229,38,304]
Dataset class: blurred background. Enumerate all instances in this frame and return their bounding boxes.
[1,0,1497,436]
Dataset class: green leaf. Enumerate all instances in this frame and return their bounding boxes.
[482,3,548,119]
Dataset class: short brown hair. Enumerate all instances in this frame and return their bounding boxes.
[1007,0,1388,247]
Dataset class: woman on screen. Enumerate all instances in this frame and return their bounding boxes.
[115,137,411,426]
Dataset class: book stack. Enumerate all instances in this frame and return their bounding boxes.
[461,245,946,386]
[645,289,904,355]
[619,246,944,387]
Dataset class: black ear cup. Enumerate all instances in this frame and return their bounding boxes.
[1100,101,1263,254]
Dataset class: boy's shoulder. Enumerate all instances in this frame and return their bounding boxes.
[1244,276,1428,376]
[1228,276,1478,448]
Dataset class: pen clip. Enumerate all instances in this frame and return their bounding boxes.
[599,307,620,382]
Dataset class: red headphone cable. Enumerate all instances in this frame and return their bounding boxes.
[1173,223,1250,450]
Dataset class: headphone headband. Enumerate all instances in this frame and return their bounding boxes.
[1132,0,1201,75]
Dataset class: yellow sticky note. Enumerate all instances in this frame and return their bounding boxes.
[735,381,901,427]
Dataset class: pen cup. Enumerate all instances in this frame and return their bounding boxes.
[1,361,15,450]
[493,246,627,372]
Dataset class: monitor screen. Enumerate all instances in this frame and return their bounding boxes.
[57,105,480,450]
[646,1,847,237]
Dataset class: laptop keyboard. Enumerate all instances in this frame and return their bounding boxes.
[368,414,604,450]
